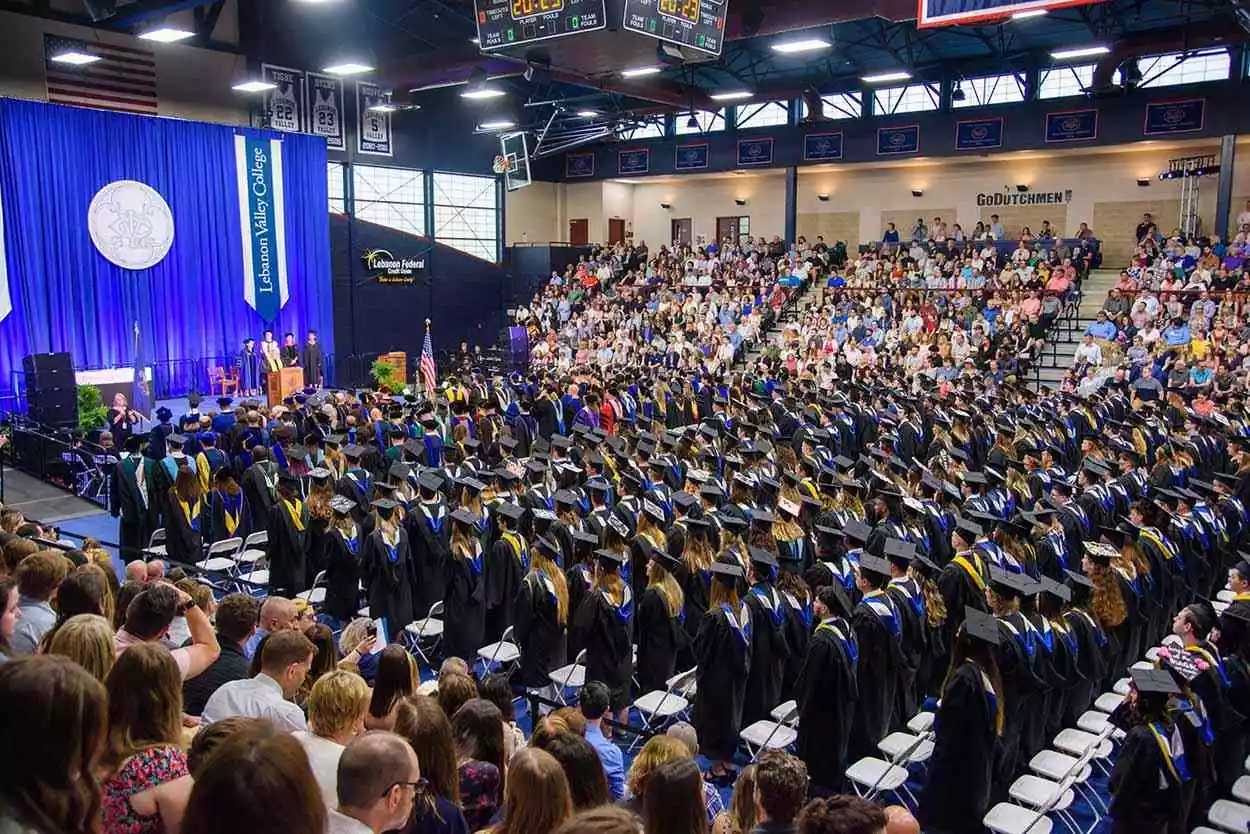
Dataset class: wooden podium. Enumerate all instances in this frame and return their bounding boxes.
[266,367,303,407]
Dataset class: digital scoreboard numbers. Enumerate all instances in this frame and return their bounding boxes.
[622,0,728,56]
[475,0,607,50]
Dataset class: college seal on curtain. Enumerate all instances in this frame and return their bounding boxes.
[87,180,175,270]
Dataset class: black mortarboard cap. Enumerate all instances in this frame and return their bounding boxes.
[344,444,366,459]
[1038,575,1072,603]
[1131,667,1180,695]
[329,495,355,515]
[1064,568,1094,589]
[418,472,444,493]
[372,498,399,513]
[748,547,779,567]
[650,547,683,573]
[709,559,745,582]
[594,549,626,569]
[842,519,871,543]
[389,462,411,481]
[858,553,893,578]
[988,566,1040,597]
[673,492,699,511]
[450,508,478,526]
[572,530,599,548]
[883,538,917,564]
[495,502,525,522]
[963,607,1002,646]
[554,489,578,507]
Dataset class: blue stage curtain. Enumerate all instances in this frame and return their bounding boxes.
[0,98,332,396]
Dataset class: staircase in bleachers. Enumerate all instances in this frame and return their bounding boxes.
[1032,268,1123,391]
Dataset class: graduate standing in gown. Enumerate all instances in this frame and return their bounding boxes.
[113,435,155,559]
[691,557,750,786]
[741,546,790,726]
[268,472,311,597]
[986,566,1045,795]
[1062,568,1109,725]
[514,535,569,690]
[635,546,685,694]
[323,496,363,625]
[795,583,858,796]
[573,548,635,730]
[486,502,530,642]
[361,498,416,634]
[205,467,250,545]
[444,509,487,662]
[1108,668,1188,834]
[918,607,1004,834]
[848,554,905,761]
[407,472,451,618]
[165,469,205,566]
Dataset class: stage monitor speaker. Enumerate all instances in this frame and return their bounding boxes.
[23,353,78,428]
[22,352,74,385]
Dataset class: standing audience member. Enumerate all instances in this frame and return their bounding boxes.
[101,644,189,834]
[296,670,372,809]
[11,551,67,654]
[751,751,808,834]
[182,593,258,716]
[580,681,626,800]
[452,698,507,832]
[201,629,314,731]
[331,731,422,834]
[182,727,327,834]
[0,656,107,834]
[642,759,709,834]
[394,695,471,834]
[488,748,573,834]
[115,583,220,681]
[47,613,115,683]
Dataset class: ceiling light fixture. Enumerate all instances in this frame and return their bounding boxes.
[232,80,277,93]
[368,103,400,113]
[138,25,195,43]
[48,47,100,65]
[461,85,506,100]
[470,37,480,45]
[686,112,699,128]
[576,109,599,117]
[710,91,753,101]
[1011,8,1048,19]
[322,62,374,76]
[771,38,831,54]
[621,66,662,78]
[1050,45,1110,60]
[479,119,516,130]
[861,70,912,83]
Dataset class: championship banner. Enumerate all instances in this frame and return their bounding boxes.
[877,124,920,156]
[234,135,290,322]
[955,117,1004,151]
[737,137,774,167]
[918,0,1104,27]
[803,132,844,161]
[357,81,393,157]
[1045,109,1098,143]
[261,64,306,134]
[1144,99,1205,137]
[618,148,650,175]
[308,72,346,151]
[675,143,710,171]
[566,152,595,178]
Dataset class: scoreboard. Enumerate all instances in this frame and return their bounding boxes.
[622,0,728,57]
[475,0,608,50]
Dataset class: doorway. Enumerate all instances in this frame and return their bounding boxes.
[568,218,588,245]
[716,215,749,246]
[671,218,692,246]
[608,218,626,245]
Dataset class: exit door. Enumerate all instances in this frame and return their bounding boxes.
[569,218,588,245]
[608,218,626,244]
[672,218,692,246]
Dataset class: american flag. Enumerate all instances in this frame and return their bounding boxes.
[44,35,158,116]
[420,321,437,396]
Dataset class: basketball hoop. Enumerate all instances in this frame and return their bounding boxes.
[493,155,512,175]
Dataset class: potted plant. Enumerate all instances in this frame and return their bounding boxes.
[371,359,399,392]
[76,385,108,432]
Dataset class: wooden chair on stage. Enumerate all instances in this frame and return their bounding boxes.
[209,366,240,397]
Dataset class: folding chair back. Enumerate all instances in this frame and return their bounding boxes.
[207,537,242,558]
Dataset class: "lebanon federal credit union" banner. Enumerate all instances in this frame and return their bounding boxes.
[234,135,290,322]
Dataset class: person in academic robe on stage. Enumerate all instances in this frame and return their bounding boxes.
[281,332,300,368]
[238,338,262,395]
[514,535,569,692]
[108,393,139,451]
[917,607,1005,834]
[795,583,859,796]
[445,508,487,662]
[573,548,635,733]
[112,435,155,560]
[692,556,750,787]
[240,446,279,521]
[848,554,905,762]
[1107,668,1188,834]
[165,468,205,566]
[635,546,685,695]
[268,472,311,597]
[361,498,416,633]
[261,329,282,375]
[205,467,250,545]
[302,330,324,388]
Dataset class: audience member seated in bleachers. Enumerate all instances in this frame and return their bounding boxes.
[114,583,219,681]
[451,698,507,831]
[294,669,371,809]
[365,644,419,731]
[331,731,423,834]
[487,747,574,834]
[393,695,472,834]
[201,629,314,731]
[535,730,612,815]
[641,758,708,834]
[244,595,298,659]
[46,612,115,683]
[580,681,626,801]
[11,550,67,654]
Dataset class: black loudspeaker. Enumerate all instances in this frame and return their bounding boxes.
[23,353,78,429]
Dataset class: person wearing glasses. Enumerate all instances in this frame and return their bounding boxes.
[331,730,424,834]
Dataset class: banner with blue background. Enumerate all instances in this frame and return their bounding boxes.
[675,143,709,171]
[804,132,844,161]
[919,0,1098,26]
[1045,109,1098,143]
[618,148,650,175]
[956,117,1004,151]
[566,152,595,178]
[1144,99,1205,136]
[738,138,774,166]
[878,125,920,156]
[235,135,290,323]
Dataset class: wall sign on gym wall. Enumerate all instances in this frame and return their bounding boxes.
[261,65,307,134]
[363,249,426,285]
[308,72,346,151]
[357,81,394,157]
[976,190,1072,207]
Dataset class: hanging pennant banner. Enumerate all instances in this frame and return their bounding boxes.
[357,81,393,157]
[234,135,290,322]
[261,64,306,134]
[308,72,346,150]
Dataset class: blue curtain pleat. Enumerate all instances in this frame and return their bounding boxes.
[0,98,332,396]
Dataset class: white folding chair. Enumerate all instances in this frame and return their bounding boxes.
[845,756,913,806]
[1007,774,1079,834]
[237,530,268,567]
[1112,677,1131,696]
[298,571,327,605]
[631,668,695,749]
[1052,726,1114,777]
[1075,711,1110,735]
[477,626,520,675]
[878,730,935,767]
[403,601,445,670]
[147,528,167,557]
[1093,692,1123,713]
[549,649,588,705]
[1217,588,1235,603]
[196,537,241,573]
[907,711,935,733]
[739,702,799,761]
[1233,775,1250,803]
[770,700,799,727]
[1208,800,1250,834]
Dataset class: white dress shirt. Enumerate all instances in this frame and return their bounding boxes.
[295,731,344,809]
[201,673,306,732]
[327,810,373,834]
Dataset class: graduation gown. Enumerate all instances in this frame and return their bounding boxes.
[444,547,487,662]
[323,527,362,624]
[572,587,634,703]
[240,463,278,521]
[514,572,568,688]
[779,590,813,702]
[165,497,204,565]
[1109,722,1185,834]
[886,576,926,722]
[848,591,905,761]
[1063,608,1109,726]
[565,563,594,660]
[635,587,683,694]
[692,604,750,762]
[407,502,451,618]
[938,554,989,656]
[113,454,155,557]
[485,531,528,642]
[795,618,858,792]
[205,490,250,545]
[362,527,416,633]
[994,612,1046,794]
[742,584,791,725]
[918,660,1000,834]
[267,498,311,595]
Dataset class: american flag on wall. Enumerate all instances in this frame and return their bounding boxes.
[44,35,158,115]
[420,321,437,396]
